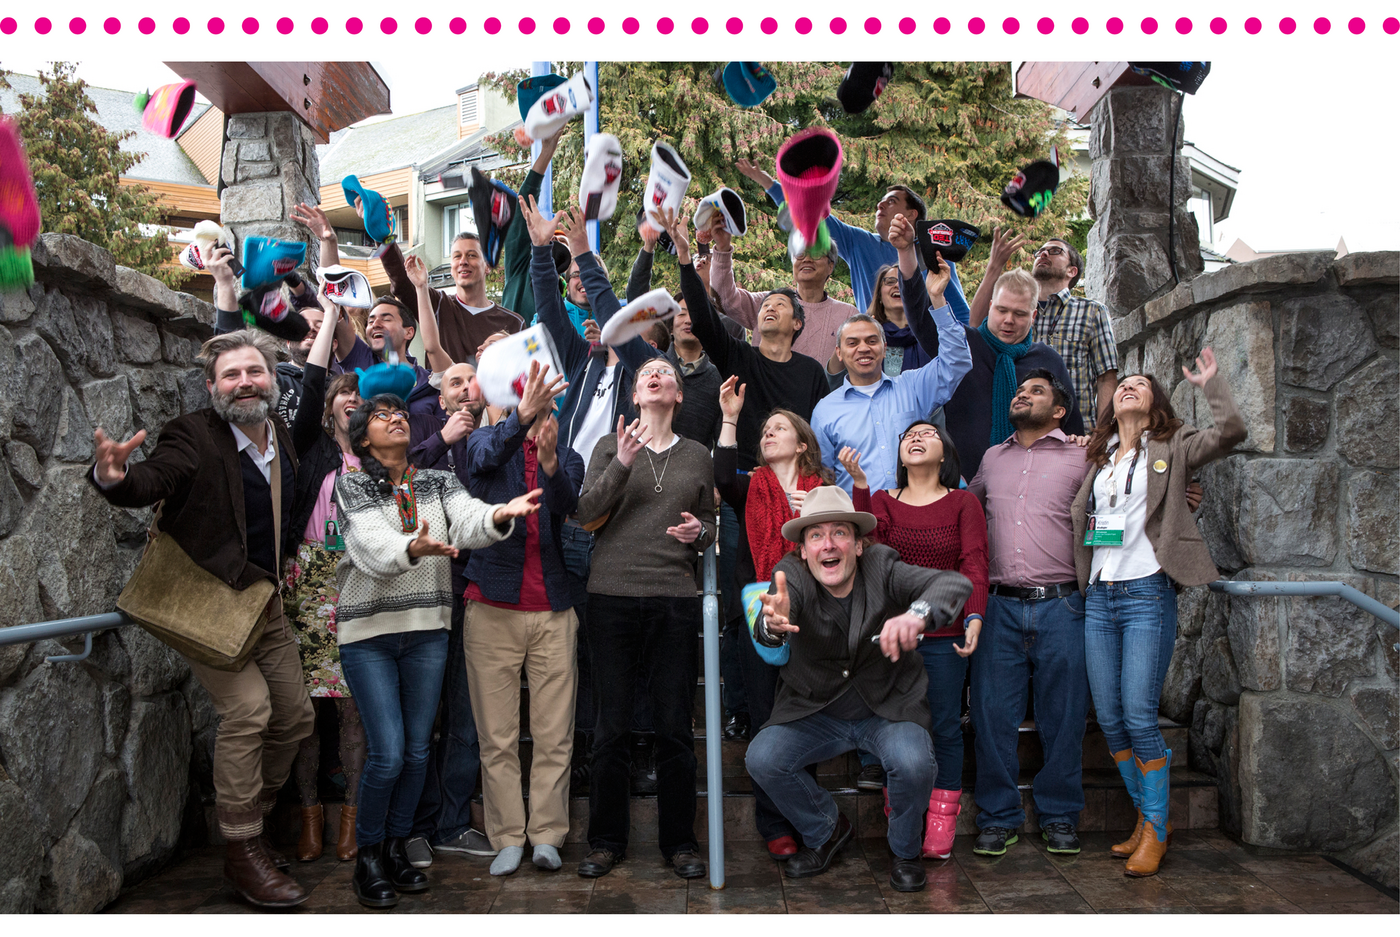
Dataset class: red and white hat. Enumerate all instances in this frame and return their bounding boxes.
[692,187,747,237]
[476,324,565,409]
[579,133,624,223]
[178,220,230,271]
[524,71,593,142]
[641,142,692,234]
[599,288,682,347]
[319,265,374,309]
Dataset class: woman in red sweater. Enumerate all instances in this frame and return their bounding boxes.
[838,420,989,860]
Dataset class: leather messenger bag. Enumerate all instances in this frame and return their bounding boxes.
[116,452,283,672]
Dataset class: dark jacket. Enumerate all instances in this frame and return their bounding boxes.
[463,410,586,610]
[288,363,347,544]
[533,245,654,454]
[757,543,972,732]
[1072,373,1246,590]
[665,346,724,451]
[89,409,298,590]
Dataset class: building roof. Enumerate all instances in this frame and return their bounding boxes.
[316,105,459,181]
[417,120,525,182]
[0,72,212,186]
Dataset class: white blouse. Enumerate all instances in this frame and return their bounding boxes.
[1089,433,1163,584]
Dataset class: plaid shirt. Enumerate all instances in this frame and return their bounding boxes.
[1034,288,1118,427]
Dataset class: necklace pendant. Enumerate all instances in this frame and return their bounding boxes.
[654,483,664,493]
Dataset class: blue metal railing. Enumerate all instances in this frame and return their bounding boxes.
[700,544,726,889]
[1209,579,1399,650]
[0,611,135,662]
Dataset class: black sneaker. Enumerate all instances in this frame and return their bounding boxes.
[1040,822,1081,854]
[972,827,1019,856]
[855,764,886,790]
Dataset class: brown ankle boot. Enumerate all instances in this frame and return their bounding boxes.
[337,805,359,861]
[298,805,324,862]
[1112,812,1144,858]
[224,837,309,908]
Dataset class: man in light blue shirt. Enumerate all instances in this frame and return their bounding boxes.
[813,214,973,493]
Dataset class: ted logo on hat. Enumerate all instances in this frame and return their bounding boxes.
[929,223,954,247]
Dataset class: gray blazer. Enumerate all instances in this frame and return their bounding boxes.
[1072,373,1246,589]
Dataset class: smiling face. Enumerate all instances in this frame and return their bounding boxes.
[792,251,835,291]
[296,306,325,353]
[451,236,485,290]
[439,362,482,417]
[836,319,885,383]
[632,359,682,414]
[367,303,413,357]
[760,413,806,464]
[207,345,277,426]
[1112,374,1154,419]
[364,403,411,459]
[800,521,863,597]
[1008,377,1067,431]
[988,282,1036,345]
[671,304,696,344]
[878,269,902,312]
[898,422,944,471]
[757,293,800,340]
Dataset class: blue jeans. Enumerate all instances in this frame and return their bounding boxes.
[1084,573,1178,761]
[918,636,969,790]
[341,629,449,847]
[411,597,481,845]
[746,713,935,859]
[970,592,1089,829]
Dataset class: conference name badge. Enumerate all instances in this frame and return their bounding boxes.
[324,518,345,552]
[1085,513,1126,547]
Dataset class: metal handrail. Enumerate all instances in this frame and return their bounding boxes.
[0,611,136,662]
[1210,579,1399,651]
[700,544,726,889]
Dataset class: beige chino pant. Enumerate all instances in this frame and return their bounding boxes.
[463,600,578,849]
[186,597,316,839]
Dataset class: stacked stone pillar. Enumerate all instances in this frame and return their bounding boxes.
[1084,85,1205,315]
[218,112,321,272]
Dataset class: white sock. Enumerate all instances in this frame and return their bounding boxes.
[490,845,524,876]
[532,844,562,870]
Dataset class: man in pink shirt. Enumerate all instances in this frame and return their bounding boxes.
[965,370,1093,858]
[703,214,856,368]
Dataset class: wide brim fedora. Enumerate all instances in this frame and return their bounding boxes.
[780,485,878,543]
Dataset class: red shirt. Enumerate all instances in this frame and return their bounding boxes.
[465,438,552,612]
[853,486,990,637]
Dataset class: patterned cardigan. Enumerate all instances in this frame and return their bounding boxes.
[333,469,513,645]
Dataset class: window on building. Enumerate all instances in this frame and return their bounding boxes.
[1188,186,1214,245]
[335,226,370,248]
[442,202,474,256]
[459,90,478,128]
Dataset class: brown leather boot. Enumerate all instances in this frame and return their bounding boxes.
[298,805,324,862]
[1112,812,1145,858]
[224,836,309,908]
[259,833,291,871]
[337,805,359,861]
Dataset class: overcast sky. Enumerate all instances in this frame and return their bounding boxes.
[3,52,1395,254]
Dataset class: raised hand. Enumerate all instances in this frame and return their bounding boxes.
[719,375,746,422]
[837,446,869,490]
[493,488,544,525]
[666,511,703,544]
[887,212,916,251]
[925,251,952,305]
[758,570,798,634]
[560,204,593,257]
[1183,347,1218,387]
[736,157,775,190]
[407,519,459,559]
[93,427,148,486]
[404,253,429,289]
[290,202,335,241]
[878,612,926,662]
[649,206,691,263]
[536,415,560,476]
[707,211,733,253]
[638,217,660,252]
[517,360,569,425]
[614,415,651,468]
[521,194,565,248]
[440,409,475,445]
[988,225,1029,272]
[582,318,602,344]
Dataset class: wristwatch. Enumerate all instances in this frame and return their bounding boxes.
[906,600,934,624]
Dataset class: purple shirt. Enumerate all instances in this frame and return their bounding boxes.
[967,428,1093,587]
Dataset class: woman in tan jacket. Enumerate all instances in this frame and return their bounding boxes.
[1071,348,1245,878]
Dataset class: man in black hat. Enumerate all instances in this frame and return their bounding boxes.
[745,486,972,893]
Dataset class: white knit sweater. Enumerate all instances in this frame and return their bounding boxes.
[333,469,513,645]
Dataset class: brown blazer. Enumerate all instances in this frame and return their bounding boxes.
[88,408,298,591]
[1072,373,1246,590]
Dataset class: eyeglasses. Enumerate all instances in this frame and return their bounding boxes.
[880,276,900,287]
[565,272,582,281]
[1034,246,1067,257]
[638,366,676,378]
[370,410,410,424]
[899,428,940,441]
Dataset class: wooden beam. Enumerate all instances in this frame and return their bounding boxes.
[1014,62,1158,119]
[163,62,391,143]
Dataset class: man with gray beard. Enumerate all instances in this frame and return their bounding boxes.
[88,329,316,909]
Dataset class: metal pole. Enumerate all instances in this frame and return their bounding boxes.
[701,543,725,888]
[584,61,601,252]
[0,611,133,649]
[530,61,554,216]
[1208,579,1399,630]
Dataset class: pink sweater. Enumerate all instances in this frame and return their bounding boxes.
[709,248,856,365]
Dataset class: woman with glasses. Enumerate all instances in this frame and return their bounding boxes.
[333,394,541,907]
[837,421,988,860]
[713,375,834,860]
[1071,350,1244,877]
[574,356,717,881]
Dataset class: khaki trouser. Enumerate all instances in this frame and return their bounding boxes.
[187,597,316,839]
[463,600,578,849]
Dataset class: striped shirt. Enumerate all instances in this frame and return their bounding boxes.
[1034,288,1118,427]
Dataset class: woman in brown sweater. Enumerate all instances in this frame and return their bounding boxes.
[1072,348,1245,878]
[574,355,716,881]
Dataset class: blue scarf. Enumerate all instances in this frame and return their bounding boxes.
[978,321,1034,445]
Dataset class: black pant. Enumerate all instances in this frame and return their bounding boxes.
[586,593,701,859]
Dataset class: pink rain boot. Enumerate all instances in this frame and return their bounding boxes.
[922,788,962,860]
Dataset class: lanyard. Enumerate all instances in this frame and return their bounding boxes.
[1091,444,1141,513]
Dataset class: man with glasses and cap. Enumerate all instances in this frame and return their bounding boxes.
[745,486,973,893]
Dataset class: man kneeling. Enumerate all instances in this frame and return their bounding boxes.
[745,487,972,892]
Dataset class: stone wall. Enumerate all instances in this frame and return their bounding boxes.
[1114,249,1400,887]
[0,234,219,912]
[220,112,320,262]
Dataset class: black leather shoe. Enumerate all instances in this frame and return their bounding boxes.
[577,848,622,878]
[972,827,1019,856]
[384,836,429,893]
[352,841,399,909]
[668,849,707,879]
[889,856,927,892]
[1040,822,1082,854]
[855,764,886,790]
[783,814,853,879]
[723,712,751,741]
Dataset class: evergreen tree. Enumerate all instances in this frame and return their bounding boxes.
[487,62,1089,303]
[0,62,186,287]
